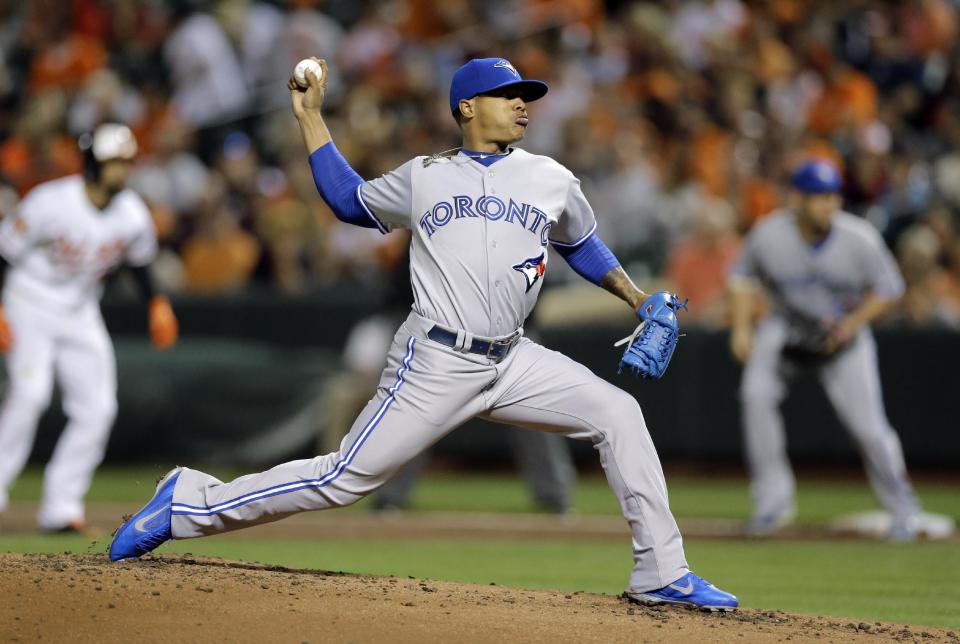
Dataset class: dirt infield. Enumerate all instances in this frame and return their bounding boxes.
[1,553,956,643]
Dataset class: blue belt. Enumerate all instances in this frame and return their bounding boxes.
[427,325,520,362]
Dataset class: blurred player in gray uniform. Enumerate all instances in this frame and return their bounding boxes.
[111,57,737,611]
[729,160,921,540]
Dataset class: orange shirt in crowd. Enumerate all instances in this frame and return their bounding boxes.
[902,0,957,56]
[399,0,457,39]
[524,0,605,31]
[665,234,742,321]
[752,35,794,84]
[689,125,733,198]
[796,141,844,171]
[181,226,261,294]
[29,34,106,91]
[0,136,83,195]
[740,177,780,227]
[807,68,877,135]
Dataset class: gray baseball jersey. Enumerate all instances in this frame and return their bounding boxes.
[358,149,596,337]
[730,209,919,522]
[168,148,692,593]
[731,209,904,350]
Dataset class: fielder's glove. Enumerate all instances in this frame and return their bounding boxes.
[0,305,11,353]
[149,295,179,351]
[615,291,687,379]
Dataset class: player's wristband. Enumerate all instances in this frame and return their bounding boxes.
[551,232,620,285]
[308,143,380,230]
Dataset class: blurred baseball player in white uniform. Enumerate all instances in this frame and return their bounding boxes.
[111,58,738,612]
[729,160,922,540]
[0,124,179,533]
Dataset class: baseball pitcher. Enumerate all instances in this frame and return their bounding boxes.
[110,58,737,611]
[0,123,178,532]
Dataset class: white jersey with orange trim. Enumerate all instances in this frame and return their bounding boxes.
[0,174,157,530]
[0,175,157,312]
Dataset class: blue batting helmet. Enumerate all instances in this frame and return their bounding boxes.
[791,159,842,194]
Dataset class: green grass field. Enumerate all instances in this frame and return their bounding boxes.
[3,466,959,628]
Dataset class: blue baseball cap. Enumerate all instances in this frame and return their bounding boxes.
[791,159,842,194]
[449,58,549,115]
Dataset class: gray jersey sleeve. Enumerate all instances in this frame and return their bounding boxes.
[548,176,597,245]
[861,226,904,298]
[358,159,417,233]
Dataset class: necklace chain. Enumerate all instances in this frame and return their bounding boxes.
[423,146,512,167]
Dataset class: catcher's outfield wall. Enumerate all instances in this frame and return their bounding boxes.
[15,295,960,467]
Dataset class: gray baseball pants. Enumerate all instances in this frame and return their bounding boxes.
[741,318,920,521]
[170,311,688,592]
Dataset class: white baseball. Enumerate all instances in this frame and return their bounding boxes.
[294,59,323,88]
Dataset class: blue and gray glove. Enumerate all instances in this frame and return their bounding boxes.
[615,291,688,379]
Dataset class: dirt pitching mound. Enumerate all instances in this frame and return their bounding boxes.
[1,553,955,643]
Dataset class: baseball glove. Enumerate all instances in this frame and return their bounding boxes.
[149,295,179,351]
[781,317,855,365]
[615,291,687,379]
[0,306,11,353]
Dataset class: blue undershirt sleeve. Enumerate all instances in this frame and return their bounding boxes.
[551,232,620,285]
[307,142,379,229]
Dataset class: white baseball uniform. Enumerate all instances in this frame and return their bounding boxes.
[731,209,920,523]
[0,175,158,529]
[169,149,689,593]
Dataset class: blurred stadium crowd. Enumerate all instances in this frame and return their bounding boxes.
[1,0,960,328]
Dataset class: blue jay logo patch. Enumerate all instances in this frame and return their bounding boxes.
[494,59,520,77]
[512,252,547,292]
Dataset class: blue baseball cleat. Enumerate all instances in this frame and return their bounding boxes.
[109,467,183,562]
[626,571,739,612]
